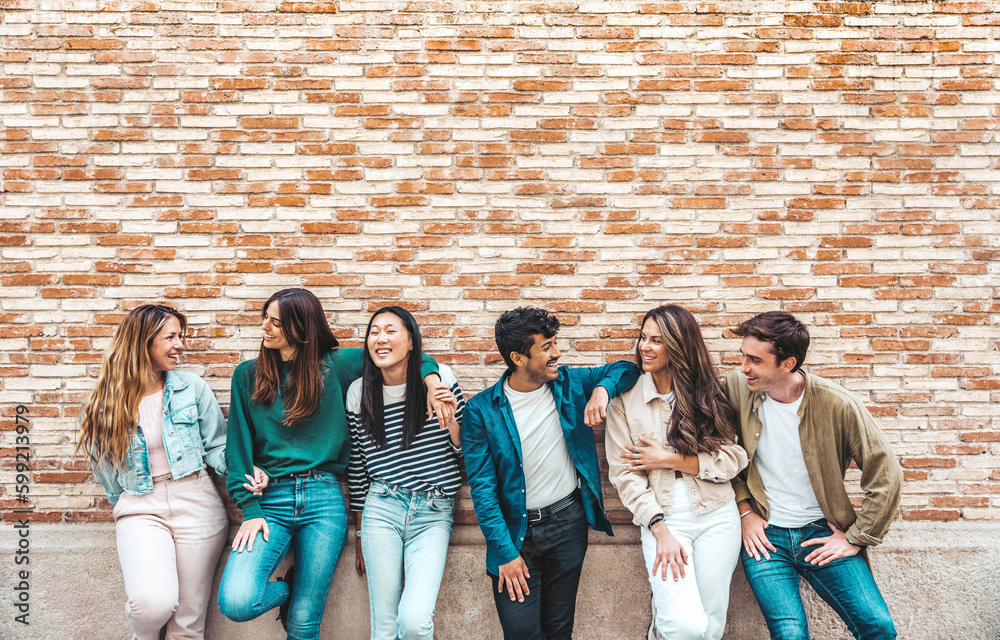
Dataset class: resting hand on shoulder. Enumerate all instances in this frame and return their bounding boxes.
[426,378,457,429]
[584,386,610,427]
[801,521,860,565]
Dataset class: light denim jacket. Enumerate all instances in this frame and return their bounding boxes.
[91,370,227,506]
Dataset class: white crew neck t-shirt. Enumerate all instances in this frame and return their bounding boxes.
[755,390,825,527]
[503,380,577,510]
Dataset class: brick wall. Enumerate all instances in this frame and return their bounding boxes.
[1,0,997,527]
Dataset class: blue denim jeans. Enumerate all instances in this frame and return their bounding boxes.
[217,471,348,640]
[741,519,896,640]
[360,480,454,640]
[490,494,589,640]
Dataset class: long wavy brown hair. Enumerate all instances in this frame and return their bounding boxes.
[78,304,187,469]
[252,288,339,426]
[637,305,738,457]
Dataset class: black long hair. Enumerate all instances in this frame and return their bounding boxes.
[360,306,427,450]
[637,305,738,456]
[252,288,339,426]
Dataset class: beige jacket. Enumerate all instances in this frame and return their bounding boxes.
[724,369,902,549]
[605,373,749,528]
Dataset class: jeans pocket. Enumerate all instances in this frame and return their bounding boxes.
[368,481,390,497]
[316,471,342,485]
[427,495,454,513]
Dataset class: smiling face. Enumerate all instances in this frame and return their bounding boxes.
[262,300,293,360]
[367,311,413,376]
[148,316,184,375]
[638,317,670,376]
[739,335,795,394]
[511,332,561,389]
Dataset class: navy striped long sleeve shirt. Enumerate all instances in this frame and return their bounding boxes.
[346,364,465,512]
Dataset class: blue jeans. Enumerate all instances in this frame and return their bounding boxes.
[217,471,349,640]
[741,519,896,640]
[490,495,589,640]
[361,480,454,640]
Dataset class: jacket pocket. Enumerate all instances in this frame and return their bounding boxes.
[629,431,658,447]
[167,404,199,451]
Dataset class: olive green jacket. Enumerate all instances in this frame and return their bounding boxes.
[723,369,902,550]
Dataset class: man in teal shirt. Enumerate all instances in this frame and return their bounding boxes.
[461,307,640,640]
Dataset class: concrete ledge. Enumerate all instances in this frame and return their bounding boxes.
[1,521,998,639]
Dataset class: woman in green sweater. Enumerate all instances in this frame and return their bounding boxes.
[217,288,453,640]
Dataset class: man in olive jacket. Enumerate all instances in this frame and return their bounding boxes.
[724,311,902,640]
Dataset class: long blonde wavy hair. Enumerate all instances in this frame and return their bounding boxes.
[78,305,187,470]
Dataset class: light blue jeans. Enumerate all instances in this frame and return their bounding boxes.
[360,479,454,640]
[217,471,348,640]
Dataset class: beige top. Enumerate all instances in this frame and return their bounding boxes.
[605,372,748,528]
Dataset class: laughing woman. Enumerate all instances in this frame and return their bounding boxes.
[80,304,236,640]
[217,289,454,640]
[347,306,464,640]
[605,305,748,640]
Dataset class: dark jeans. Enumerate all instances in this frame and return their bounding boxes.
[490,497,589,640]
[741,519,896,640]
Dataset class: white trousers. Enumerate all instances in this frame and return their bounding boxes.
[640,482,741,640]
[114,470,228,640]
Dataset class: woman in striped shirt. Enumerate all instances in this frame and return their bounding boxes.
[347,306,464,640]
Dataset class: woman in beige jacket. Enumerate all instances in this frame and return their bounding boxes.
[605,305,748,640]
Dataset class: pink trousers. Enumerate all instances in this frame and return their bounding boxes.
[113,469,228,640]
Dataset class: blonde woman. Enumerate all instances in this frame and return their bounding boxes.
[605,305,748,640]
[80,304,262,640]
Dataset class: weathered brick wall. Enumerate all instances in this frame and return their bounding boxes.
[1,0,997,528]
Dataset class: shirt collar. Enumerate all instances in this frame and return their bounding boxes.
[641,371,674,405]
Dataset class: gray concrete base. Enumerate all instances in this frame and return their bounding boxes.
[1,521,998,639]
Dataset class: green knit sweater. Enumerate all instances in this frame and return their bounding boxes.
[226,348,438,520]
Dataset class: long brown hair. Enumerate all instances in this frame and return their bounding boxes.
[252,288,339,425]
[359,306,426,450]
[637,305,737,457]
[78,304,187,469]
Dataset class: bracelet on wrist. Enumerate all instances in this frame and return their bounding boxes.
[647,514,665,531]
[739,510,753,519]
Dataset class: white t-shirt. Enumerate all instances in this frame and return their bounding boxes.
[755,391,825,527]
[503,380,578,510]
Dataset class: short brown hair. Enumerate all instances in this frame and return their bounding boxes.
[732,311,809,373]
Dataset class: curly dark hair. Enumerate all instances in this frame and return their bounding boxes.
[494,307,560,371]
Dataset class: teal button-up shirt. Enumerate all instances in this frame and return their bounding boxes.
[461,361,640,574]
